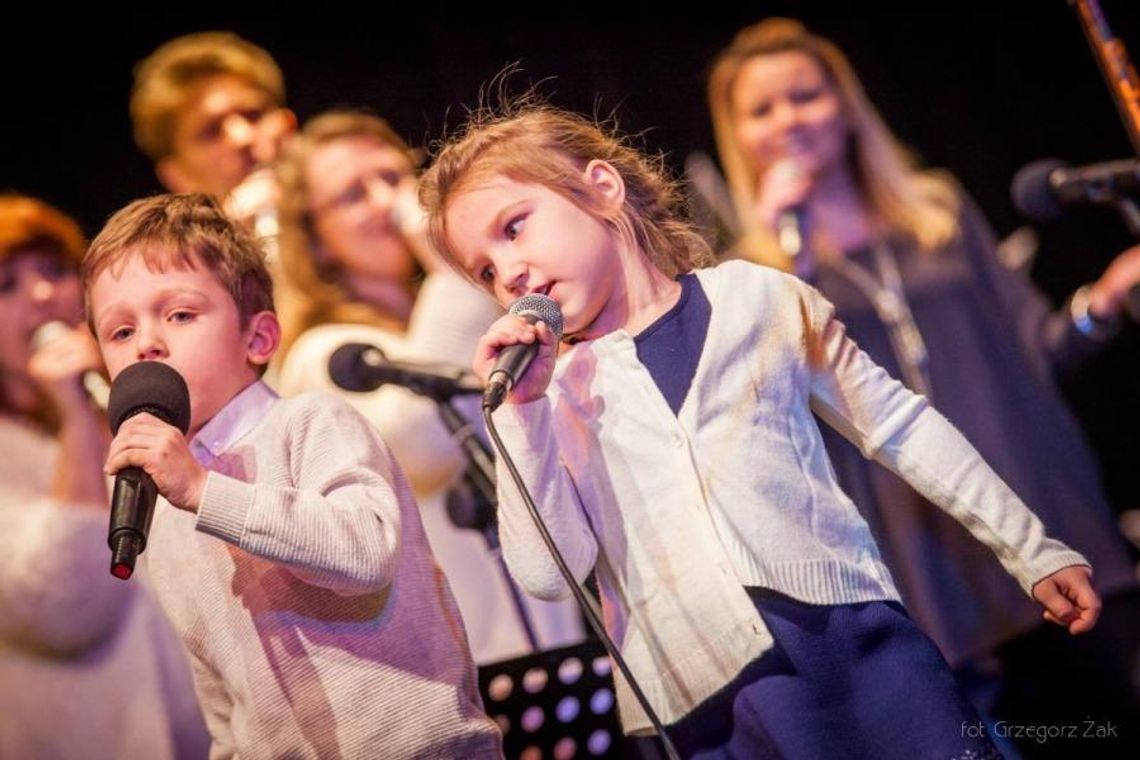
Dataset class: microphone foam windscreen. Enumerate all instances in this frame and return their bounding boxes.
[328,343,386,393]
[509,293,564,340]
[108,361,191,435]
[1011,158,1067,222]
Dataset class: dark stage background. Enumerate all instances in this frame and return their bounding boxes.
[4,1,1139,515]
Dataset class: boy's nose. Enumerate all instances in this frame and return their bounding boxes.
[135,326,168,361]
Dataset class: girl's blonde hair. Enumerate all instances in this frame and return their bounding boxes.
[708,18,959,269]
[420,95,713,282]
[274,110,421,358]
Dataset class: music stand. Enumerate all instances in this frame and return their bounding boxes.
[479,640,630,759]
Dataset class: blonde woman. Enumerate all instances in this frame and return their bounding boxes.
[710,17,1140,750]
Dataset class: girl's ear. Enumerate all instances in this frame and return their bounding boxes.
[584,159,626,212]
[245,310,281,367]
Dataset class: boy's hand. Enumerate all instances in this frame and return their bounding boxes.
[473,313,558,405]
[1032,565,1101,634]
[105,412,208,512]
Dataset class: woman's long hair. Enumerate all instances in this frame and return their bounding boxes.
[275,111,422,358]
[708,18,960,269]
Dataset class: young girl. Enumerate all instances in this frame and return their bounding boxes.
[418,102,1099,757]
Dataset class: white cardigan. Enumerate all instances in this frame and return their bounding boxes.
[492,260,1088,732]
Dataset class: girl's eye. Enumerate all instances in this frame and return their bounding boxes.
[478,265,495,284]
[505,215,525,241]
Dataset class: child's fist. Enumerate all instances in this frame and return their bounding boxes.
[1031,565,1101,635]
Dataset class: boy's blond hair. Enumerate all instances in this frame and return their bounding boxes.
[420,95,713,282]
[131,32,285,162]
[82,194,275,329]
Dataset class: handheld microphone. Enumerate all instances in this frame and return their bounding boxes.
[106,362,191,580]
[328,343,483,401]
[31,321,111,409]
[777,208,804,257]
[1012,157,1140,222]
[769,158,807,257]
[483,293,564,412]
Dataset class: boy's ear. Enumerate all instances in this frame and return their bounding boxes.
[156,156,195,194]
[244,310,281,367]
[584,159,626,212]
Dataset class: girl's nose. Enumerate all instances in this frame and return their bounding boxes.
[500,258,529,297]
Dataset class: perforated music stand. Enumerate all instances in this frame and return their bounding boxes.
[479,640,632,758]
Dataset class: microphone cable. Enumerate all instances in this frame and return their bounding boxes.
[482,404,682,760]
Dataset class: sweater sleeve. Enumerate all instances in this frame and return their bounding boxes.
[805,285,1089,594]
[0,497,134,655]
[491,397,598,601]
[193,396,405,596]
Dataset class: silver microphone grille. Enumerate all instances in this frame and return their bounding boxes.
[508,293,564,340]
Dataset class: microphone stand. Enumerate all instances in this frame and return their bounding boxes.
[1071,1,1140,316]
[1071,0,1140,156]
[435,400,541,651]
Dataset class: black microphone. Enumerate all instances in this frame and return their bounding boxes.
[329,343,483,402]
[1012,157,1140,222]
[106,361,191,580]
[483,293,564,412]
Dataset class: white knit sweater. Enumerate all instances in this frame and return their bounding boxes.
[492,260,1088,733]
[146,381,502,759]
[0,415,208,759]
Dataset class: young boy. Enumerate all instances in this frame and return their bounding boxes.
[82,193,502,759]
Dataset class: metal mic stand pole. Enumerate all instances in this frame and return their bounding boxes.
[436,400,541,651]
[1071,0,1140,156]
[1071,1,1140,336]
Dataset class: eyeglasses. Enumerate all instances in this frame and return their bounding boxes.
[311,168,409,216]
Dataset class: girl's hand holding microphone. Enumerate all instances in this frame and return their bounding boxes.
[474,312,559,407]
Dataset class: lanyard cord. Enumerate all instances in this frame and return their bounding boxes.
[830,241,933,398]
